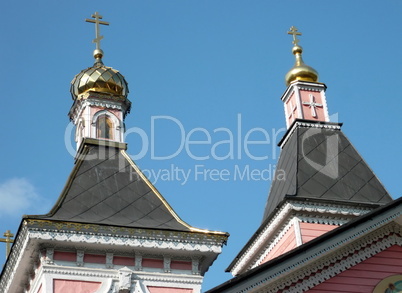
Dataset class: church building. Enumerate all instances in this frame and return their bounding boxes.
[207,26,402,293]
[1,13,402,293]
[0,13,229,293]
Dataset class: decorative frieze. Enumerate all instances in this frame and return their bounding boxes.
[191,257,200,275]
[106,252,114,269]
[76,250,84,267]
[118,267,133,293]
[230,201,372,276]
[135,252,143,271]
[235,219,401,293]
[164,255,171,273]
[45,248,54,265]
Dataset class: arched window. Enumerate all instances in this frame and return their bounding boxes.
[97,115,114,139]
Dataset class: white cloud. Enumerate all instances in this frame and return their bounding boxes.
[0,178,43,217]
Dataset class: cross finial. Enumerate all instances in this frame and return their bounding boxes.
[0,230,14,258]
[287,26,302,46]
[85,12,110,52]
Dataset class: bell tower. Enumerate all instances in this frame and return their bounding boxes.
[69,12,131,150]
[226,26,392,279]
[282,26,329,128]
[0,13,228,293]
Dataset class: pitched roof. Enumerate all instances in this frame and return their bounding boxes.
[207,196,402,293]
[262,121,392,221]
[28,139,226,235]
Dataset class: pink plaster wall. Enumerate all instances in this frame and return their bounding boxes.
[113,256,135,266]
[83,254,106,264]
[143,258,164,269]
[53,279,101,293]
[300,222,339,244]
[305,245,402,292]
[147,286,193,293]
[260,225,297,265]
[299,90,325,121]
[171,260,192,270]
[53,251,76,262]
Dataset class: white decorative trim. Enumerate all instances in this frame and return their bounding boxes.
[295,216,349,226]
[118,267,133,292]
[279,120,342,149]
[191,256,200,275]
[0,225,29,293]
[284,100,289,129]
[135,252,143,271]
[294,87,303,119]
[0,219,224,292]
[320,89,330,122]
[281,81,326,103]
[106,252,114,269]
[253,216,349,272]
[70,93,130,123]
[45,248,54,264]
[233,211,401,293]
[27,229,223,254]
[297,85,325,92]
[29,262,203,293]
[293,218,302,246]
[163,255,171,273]
[254,225,401,293]
[229,201,372,276]
[254,219,295,268]
[76,250,84,267]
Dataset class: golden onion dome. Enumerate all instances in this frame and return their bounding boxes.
[70,49,129,100]
[285,45,318,86]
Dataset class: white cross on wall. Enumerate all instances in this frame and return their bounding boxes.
[302,94,323,118]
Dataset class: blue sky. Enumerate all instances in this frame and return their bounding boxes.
[1,1,402,291]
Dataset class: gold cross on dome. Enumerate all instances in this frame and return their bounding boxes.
[287,26,302,46]
[0,230,14,258]
[85,12,110,51]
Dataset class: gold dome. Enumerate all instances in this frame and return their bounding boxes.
[285,45,318,86]
[70,51,129,100]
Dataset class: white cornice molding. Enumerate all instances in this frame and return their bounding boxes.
[279,120,342,149]
[230,208,401,293]
[230,201,372,276]
[297,84,325,92]
[251,216,350,273]
[38,265,202,285]
[29,264,202,293]
[1,221,223,293]
[0,225,29,293]
[70,97,129,123]
[27,229,223,253]
[252,218,295,270]
[255,223,401,293]
[25,219,226,247]
[281,81,326,103]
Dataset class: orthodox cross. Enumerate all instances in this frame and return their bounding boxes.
[85,12,110,51]
[0,230,14,258]
[288,26,302,46]
[288,101,297,120]
[302,94,323,118]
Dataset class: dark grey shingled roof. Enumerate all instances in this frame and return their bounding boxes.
[28,140,202,232]
[262,121,392,221]
[226,120,393,274]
